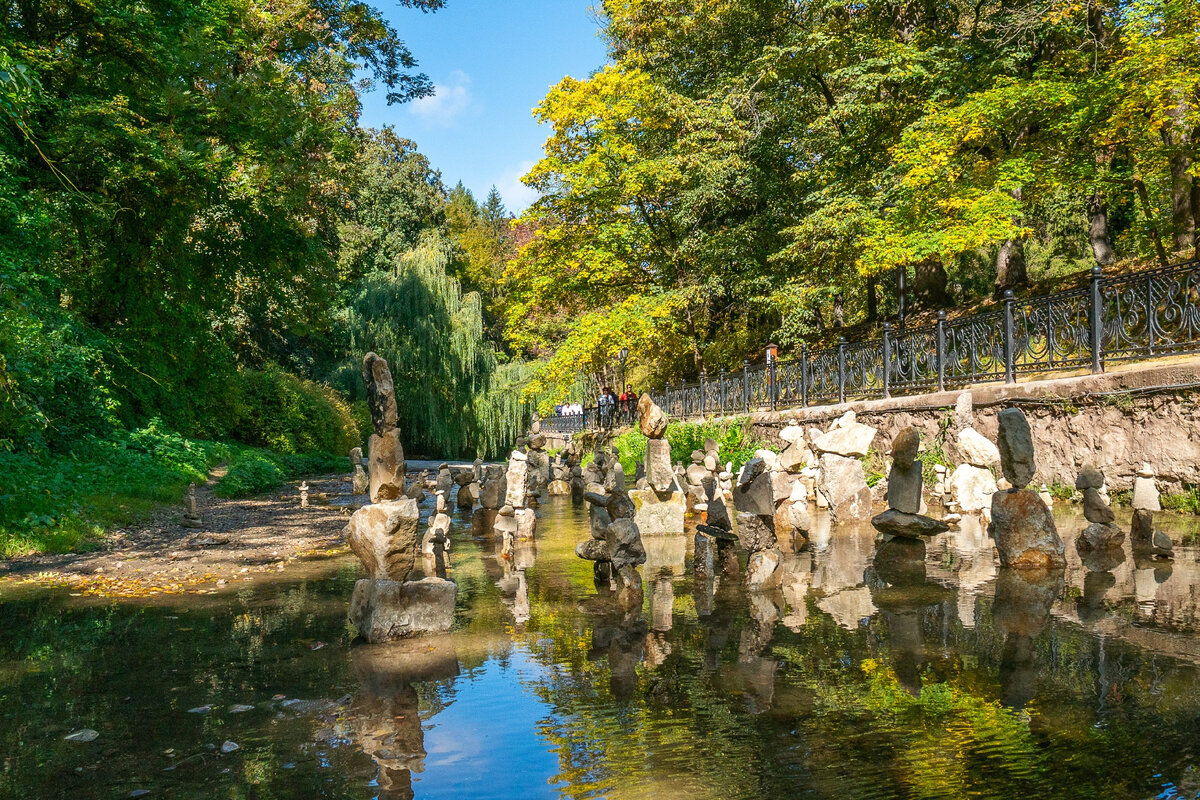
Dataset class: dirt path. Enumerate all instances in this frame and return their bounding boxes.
[0,473,361,598]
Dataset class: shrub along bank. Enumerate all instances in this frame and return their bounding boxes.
[611,417,770,477]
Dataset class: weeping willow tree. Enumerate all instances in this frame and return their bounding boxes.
[333,237,528,459]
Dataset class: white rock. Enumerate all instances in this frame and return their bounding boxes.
[949,464,997,513]
[780,424,806,444]
[957,427,1000,467]
[812,423,877,457]
[831,410,856,429]
[754,449,782,471]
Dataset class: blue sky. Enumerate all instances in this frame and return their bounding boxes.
[359,0,610,214]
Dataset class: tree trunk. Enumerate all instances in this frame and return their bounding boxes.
[994,238,1027,298]
[912,258,950,310]
[1133,174,1170,267]
[1087,191,1116,266]
[1192,166,1200,259]
[865,275,878,322]
[833,292,844,328]
[1169,150,1194,253]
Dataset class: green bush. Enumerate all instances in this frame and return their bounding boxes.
[0,421,229,557]
[232,367,361,456]
[610,417,768,475]
[213,448,347,498]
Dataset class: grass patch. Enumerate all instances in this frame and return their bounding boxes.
[1,420,349,557]
[1161,484,1200,515]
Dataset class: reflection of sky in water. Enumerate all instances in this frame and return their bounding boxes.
[418,648,560,798]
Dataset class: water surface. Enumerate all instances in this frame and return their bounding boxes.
[3,493,1200,799]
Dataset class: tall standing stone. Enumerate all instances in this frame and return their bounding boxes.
[988,407,1064,569]
[363,352,406,503]
[996,408,1035,489]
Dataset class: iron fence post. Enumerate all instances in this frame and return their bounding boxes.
[881,322,892,399]
[837,337,847,404]
[1090,265,1104,372]
[769,359,778,411]
[1003,289,1017,384]
[719,368,727,414]
[936,311,947,392]
[700,369,708,416]
[664,381,671,418]
[742,359,750,412]
[800,344,809,407]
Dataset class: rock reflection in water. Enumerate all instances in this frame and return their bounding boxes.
[992,568,1063,709]
[350,638,459,800]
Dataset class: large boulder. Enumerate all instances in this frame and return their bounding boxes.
[949,464,997,513]
[629,488,686,535]
[637,393,669,438]
[957,427,1000,468]
[606,518,647,571]
[346,497,421,581]
[736,512,777,552]
[732,465,775,517]
[812,423,877,458]
[886,427,923,514]
[870,509,949,538]
[479,465,507,509]
[504,453,529,508]
[817,453,874,522]
[989,489,1065,569]
[349,578,456,643]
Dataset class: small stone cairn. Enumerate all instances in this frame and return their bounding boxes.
[345,353,455,643]
[627,394,686,535]
[182,483,203,529]
[547,452,572,496]
[526,430,551,500]
[682,438,722,514]
[949,426,1000,516]
[405,469,427,502]
[729,454,794,590]
[453,467,479,511]
[870,427,949,539]
[576,454,646,601]
[1130,463,1174,558]
[363,352,406,502]
[810,411,877,524]
[349,447,369,495]
[987,408,1066,569]
[1074,464,1125,553]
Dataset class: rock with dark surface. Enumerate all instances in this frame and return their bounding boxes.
[817,453,874,522]
[527,449,551,496]
[606,518,646,571]
[348,577,456,642]
[1130,508,1174,558]
[1075,464,1104,491]
[871,509,949,538]
[362,352,399,436]
[996,408,1036,489]
[736,512,777,552]
[1081,487,1115,524]
[637,393,668,438]
[886,427,924,514]
[346,497,421,581]
[1076,522,1125,552]
[989,489,1065,569]
[733,469,775,517]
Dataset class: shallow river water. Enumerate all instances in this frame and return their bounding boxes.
[3,488,1200,799]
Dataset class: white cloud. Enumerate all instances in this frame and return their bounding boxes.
[409,70,472,125]
[493,160,540,214]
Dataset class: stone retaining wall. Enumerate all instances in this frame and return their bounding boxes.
[742,358,1200,494]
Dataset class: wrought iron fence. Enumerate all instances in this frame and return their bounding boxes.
[540,260,1200,431]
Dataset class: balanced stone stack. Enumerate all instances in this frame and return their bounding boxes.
[949,427,999,515]
[495,449,537,542]
[405,470,427,502]
[349,447,369,495]
[182,483,203,529]
[547,453,572,496]
[576,460,646,591]
[347,354,454,643]
[988,408,1066,569]
[1074,464,1125,552]
[363,352,406,502]
[1131,462,1174,558]
[871,428,949,539]
[731,456,785,590]
[422,491,452,556]
[435,463,453,495]
[453,468,478,511]
[811,411,876,523]
[628,394,685,535]
[526,433,551,500]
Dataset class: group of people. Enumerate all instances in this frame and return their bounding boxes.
[555,385,639,428]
